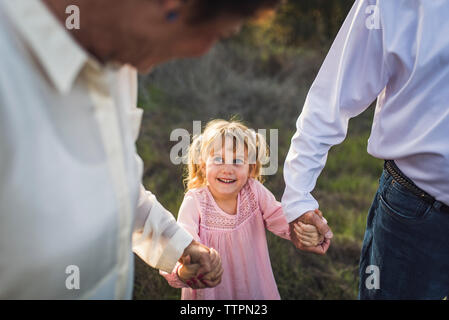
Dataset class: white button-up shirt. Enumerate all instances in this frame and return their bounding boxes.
[0,0,193,299]
[282,0,449,222]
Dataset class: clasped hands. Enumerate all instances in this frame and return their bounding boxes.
[289,209,333,255]
[178,240,223,289]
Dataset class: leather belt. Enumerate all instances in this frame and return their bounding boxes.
[384,160,449,214]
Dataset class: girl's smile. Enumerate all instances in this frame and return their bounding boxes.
[203,142,252,208]
[216,178,236,184]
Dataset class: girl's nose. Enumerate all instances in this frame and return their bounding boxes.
[221,164,234,174]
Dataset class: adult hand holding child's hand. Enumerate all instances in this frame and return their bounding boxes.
[289,209,333,255]
[180,241,223,289]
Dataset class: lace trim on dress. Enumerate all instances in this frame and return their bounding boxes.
[194,181,260,230]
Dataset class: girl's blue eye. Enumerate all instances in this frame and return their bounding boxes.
[234,159,244,165]
[213,157,224,164]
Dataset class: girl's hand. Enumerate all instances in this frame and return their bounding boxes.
[293,210,327,247]
[177,255,201,286]
[294,221,324,247]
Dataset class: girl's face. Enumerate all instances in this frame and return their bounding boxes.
[203,141,252,200]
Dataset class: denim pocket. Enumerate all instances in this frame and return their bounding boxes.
[380,179,432,223]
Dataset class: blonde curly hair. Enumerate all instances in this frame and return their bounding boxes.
[184,119,269,191]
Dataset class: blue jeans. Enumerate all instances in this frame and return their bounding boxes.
[358,169,449,299]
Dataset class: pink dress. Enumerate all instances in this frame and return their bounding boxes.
[160,178,291,300]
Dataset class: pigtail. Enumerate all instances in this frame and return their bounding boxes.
[252,131,269,183]
[185,134,205,191]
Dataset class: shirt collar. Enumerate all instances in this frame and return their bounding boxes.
[2,0,89,94]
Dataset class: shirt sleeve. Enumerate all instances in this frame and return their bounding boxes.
[281,0,391,223]
[159,193,201,288]
[124,63,193,273]
[253,180,290,240]
[132,185,194,273]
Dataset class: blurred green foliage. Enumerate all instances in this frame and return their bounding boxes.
[133,0,384,300]
[235,0,354,52]
[271,0,354,46]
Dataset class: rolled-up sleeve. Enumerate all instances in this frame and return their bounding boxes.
[132,185,193,273]
[282,0,390,223]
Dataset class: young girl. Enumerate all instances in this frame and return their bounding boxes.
[161,119,324,299]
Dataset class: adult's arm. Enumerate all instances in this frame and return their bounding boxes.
[282,0,391,224]
[132,184,194,273]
